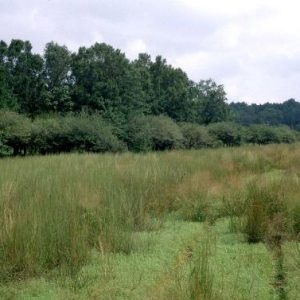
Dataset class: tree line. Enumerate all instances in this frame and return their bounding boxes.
[0,39,229,122]
[0,39,299,156]
[230,99,300,129]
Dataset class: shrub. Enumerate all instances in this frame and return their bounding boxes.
[208,122,242,146]
[0,110,31,155]
[31,113,126,154]
[127,115,183,151]
[179,122,215,149]
[30,117,63,154]
[0,139,10,156]
[276,126,299,144]
[244,125,280,145]
[61,113,126,153]
[126,115,153,152]
[149,115,183,150]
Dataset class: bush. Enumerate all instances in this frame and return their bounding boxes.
[0,139,10,156]
[30,117,63,154]
[31,113,126,154]
[244,125,280,145]
[208,122,242,146]
[179,122,216,149]
[61,114,126,153]
[0,110,31,155]
[126,115,153,152]
[127,115,183,151]
[149,115,183,150]
[276,126,299,143]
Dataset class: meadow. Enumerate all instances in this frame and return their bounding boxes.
[0,144,300,299]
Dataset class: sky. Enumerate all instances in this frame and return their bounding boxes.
[1,0,300,104]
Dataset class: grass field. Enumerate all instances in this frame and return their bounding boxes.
[0,144,300,299]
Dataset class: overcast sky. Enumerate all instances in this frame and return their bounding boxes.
[1,0,300,103]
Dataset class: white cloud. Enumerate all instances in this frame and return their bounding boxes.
[126,39,147,59]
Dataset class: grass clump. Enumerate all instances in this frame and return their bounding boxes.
[242,181,288,244]
[189,229,216,300]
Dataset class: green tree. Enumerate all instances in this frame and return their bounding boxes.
[6,39,44,117]
[190,79,230,125]
[132,53,154,114]
[71,43,146,128]
[0,41,18,110]
[150,55,190,121]
[281,99,300,129]
[42,42,73,113]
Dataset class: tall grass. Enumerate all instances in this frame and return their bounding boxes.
[0,144,300,280]
[189,227,216,300]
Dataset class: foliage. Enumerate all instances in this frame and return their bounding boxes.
[5,40,44,116]
[189,79,230,125]
[0,110,31,155]
[42,42,73,113]
[31,113,126,154]
[243,124,297,145]
[231,99,300,129]
[126,115,153,152]
[0,39,300,157]
[127,115,184,151]
[208,122,242,146]
[179,122,215,149]
[0,39,232,126]
[148,115,183,150]
[71,43,147,128]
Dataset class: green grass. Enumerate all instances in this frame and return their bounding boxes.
[0,144,300,299]
[0,219,286,299]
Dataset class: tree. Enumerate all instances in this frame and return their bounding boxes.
[0,41,18,110]
[71,43,147,129]
[281,99,300,129]
[190,79,230,125]
[42,42,73,113]
[6,39,44,117]
[149,55,190,121]
[257,105,283,125]
[231,99,300,129]
[132,53,154,114]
